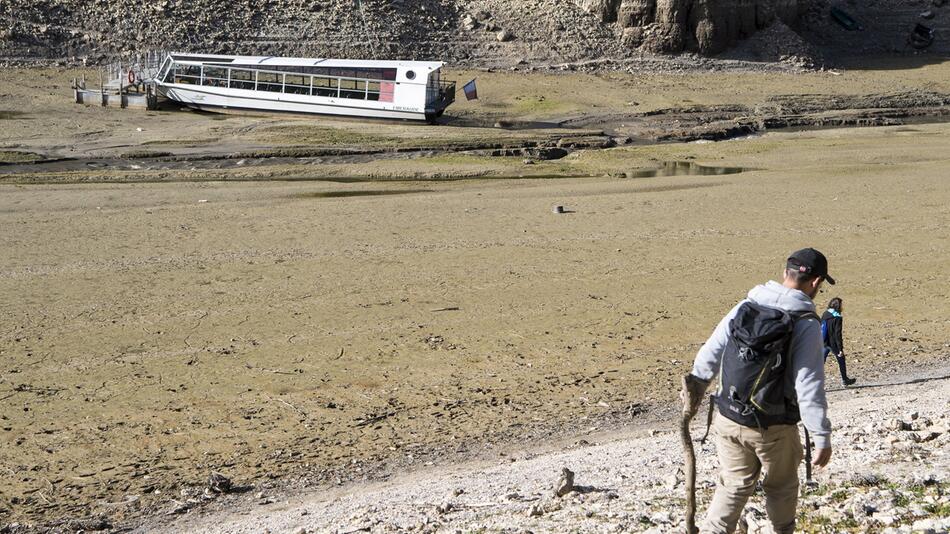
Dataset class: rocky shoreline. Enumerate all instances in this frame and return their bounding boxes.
[143,364,950,533]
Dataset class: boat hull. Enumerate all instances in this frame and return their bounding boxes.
[159,84,432,121]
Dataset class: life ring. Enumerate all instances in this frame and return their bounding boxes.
[127,69,136,84]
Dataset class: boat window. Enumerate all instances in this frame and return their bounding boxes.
[172,64,202,85]
[367,81,381,101]
[313,77,338,98]
[202,66,229,88]
[228,65,398,81]
[158,57,173,82]
[257,71,283,93]
[284,74,310,95]
[229,69,255,90]
[406,70,416,80]
[339,79,367,100]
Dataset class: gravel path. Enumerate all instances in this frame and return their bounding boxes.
[157,367,950,534]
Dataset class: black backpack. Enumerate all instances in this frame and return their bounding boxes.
[715,301,818,428]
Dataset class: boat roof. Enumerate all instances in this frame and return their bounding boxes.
[168,52,444,71]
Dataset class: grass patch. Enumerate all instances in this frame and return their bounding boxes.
[0,110,29,120]
[142,138,218,146]
[830,489,851,503]
[0,150,43,164]
[924,502,950,517]
[511,94,569,116]
[893,492,911,507]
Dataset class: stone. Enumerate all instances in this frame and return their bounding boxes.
[496,30,515,42]
[462,15,478,31]
[435,500,454,514]
[577,0,624,22]
[914,431,940,443]
[208,472,232,493]
[554,467,575,497]
[619,0,656,27]
[664,468,683,490]
[886,418,909,431]
[876,514,896,525]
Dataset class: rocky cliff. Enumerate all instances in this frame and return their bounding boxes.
[0,0,795,63]
[2,0,623,64]
[1,0,946,64]
[576,0,800,54]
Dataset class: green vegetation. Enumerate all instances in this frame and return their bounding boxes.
[924,502,950,517]
[0,150,42,164]
[0,110,29,120]
[830,489,851,503]
[250,123,552,152]
[142,138,219,146]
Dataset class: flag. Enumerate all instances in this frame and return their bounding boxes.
[463,79,478,101]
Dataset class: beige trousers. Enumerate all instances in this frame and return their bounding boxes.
[700,414,804,534]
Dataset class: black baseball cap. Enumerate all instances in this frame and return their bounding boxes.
[787,248,836,285]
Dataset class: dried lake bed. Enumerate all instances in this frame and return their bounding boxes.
[1,64,949,529]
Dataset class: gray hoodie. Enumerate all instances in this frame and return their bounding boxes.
[691,280,832,448]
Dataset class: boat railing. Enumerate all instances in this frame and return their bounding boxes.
[428,80,456,108]
[97,50,170,92]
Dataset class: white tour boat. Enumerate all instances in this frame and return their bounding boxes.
[154,53,456,122]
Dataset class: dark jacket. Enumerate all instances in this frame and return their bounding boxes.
[821,310,844,355]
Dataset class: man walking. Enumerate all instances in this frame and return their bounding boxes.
[682,248,834,534]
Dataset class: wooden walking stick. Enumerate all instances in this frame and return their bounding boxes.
[680,374,709,534]
[804,426,813,485]
[680,397,698,533]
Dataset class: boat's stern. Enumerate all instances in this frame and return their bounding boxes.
[425,68,456,122]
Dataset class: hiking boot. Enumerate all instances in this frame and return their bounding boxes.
[843,377,857,387]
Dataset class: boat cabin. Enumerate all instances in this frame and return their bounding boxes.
[155,53,456,122]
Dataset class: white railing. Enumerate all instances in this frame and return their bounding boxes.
[103,50,169,88]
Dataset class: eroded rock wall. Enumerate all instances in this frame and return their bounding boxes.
[0,0,631,64]
[591,0,800,54]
